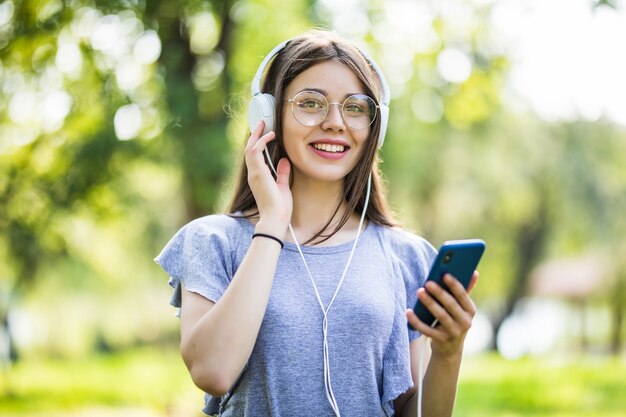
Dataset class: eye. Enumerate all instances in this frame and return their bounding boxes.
[344,103,365,114]
[296,98,325,112]
[343,95,377,120]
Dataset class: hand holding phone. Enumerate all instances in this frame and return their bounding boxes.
[410,239,486,329]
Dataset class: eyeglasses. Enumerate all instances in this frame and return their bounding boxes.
[285,90,378,130]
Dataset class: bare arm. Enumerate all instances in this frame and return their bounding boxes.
[395,272,479,417]
[179,121,292,396]
[180,234,282,396]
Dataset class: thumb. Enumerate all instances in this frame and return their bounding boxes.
[275,158,291,188]
[467,271,479,293]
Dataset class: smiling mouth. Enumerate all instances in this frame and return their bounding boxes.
[311,143,347,153]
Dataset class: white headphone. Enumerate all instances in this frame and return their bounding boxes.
[247,38,391,149]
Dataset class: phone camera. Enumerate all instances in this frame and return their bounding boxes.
[443,251,453,264]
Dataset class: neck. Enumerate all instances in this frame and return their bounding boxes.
[288,176,358,245]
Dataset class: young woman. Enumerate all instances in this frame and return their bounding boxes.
[156,29,478,417]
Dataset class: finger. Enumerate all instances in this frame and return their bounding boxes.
[418,285,457,329]
[275,158,291,187]
[442,274,477,318]
[252,130,276,151]
[467,271,479,293]
[246,121,265,148]
[406,308,430,333]
[245,130,275,170]
[413,286,472,344]
[405,308,447,339]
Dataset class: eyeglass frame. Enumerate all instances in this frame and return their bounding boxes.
[284,90,379,130]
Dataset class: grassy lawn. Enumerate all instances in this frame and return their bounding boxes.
[1,348,625,416]
[0,346,206,417]
[455,353,626,417]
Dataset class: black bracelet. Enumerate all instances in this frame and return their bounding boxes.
[252,233,284,249]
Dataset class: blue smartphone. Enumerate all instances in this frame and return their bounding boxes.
[410,239,486,329]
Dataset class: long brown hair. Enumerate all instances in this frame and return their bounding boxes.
[228,30,397,244]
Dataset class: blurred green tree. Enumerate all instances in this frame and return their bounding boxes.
[0,0,311,358]
[1,0,624,361]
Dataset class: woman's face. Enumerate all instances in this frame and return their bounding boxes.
[281,60,372,185]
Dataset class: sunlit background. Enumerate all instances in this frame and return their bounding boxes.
[1,0,625,416]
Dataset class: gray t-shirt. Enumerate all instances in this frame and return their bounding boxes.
[155,214,436,417]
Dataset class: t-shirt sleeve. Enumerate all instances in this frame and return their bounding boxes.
[381,286,414,415]
[392,231,438,342]
[380,229,438,414]
[154,217,234,310]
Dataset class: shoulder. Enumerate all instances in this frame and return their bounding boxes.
[170,213,253,255]
[369,224,437,314]
[371,223,437,264]
[182,213,251,238]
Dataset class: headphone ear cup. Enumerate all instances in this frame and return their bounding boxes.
[377,104,389,149]
[248,93,276,135]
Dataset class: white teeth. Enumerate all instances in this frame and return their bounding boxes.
[312,143,345,153]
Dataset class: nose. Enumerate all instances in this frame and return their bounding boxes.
[321,103,345,132]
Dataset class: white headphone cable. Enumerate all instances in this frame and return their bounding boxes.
[264,148,371,416]
[288,174,371,417]
[416,335,428,417]
[416,319,436,417]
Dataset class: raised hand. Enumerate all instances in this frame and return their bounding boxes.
[245,121,292,237]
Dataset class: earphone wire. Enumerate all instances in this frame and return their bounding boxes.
[416,319,437,417]
[416,335,428,417]
[264,147,372,417]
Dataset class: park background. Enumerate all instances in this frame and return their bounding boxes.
[1,0,626,416]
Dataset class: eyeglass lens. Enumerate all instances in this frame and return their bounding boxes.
[290,90,377,129]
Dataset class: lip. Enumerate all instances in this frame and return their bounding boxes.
[308,138,351,160]
[309,138,350,147]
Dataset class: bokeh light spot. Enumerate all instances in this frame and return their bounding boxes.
[437,48,473,83]
[114,104,142,140]
[133,30,162,65]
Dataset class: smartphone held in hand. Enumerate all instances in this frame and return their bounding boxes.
[410,239,486,329]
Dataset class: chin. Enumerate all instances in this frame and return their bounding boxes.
[294,166,351,184]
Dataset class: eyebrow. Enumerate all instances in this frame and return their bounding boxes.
[297,88,366,100]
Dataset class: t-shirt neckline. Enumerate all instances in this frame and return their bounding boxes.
[236,214,373,254]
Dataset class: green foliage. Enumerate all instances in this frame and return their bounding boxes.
[1,0,625,362]
[0,0,321,357]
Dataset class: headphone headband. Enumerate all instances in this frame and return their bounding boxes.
[250,40,290,96]
[248,37,391,148]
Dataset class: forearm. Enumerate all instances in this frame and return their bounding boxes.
[420,350,462,417]
[402,271,479,417]
[181,233,282,393]
[397,353,461,417]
